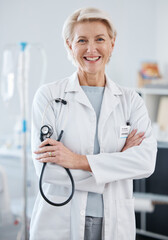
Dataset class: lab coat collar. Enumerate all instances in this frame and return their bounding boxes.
[105,74,123,96]
[65,72,81,93]
[65,72,92,109]
[65,71,123,137]
[65,71,122,96]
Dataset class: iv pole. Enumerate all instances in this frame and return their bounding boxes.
[18,42,28,240]
[1,41,47,240]
[17,42,47,240]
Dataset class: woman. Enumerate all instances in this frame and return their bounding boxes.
[30,7,157,240]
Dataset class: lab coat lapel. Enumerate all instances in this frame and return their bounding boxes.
[65,72,122,118]
[65,72,93,109]
[98,76,122,135]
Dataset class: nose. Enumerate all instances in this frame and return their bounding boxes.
[87,41,97,53]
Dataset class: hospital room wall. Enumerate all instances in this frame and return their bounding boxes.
[0,0,163,136]
[156,0,168,79]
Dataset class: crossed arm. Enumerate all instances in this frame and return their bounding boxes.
[34,129,145,171]
[32,87,156,190]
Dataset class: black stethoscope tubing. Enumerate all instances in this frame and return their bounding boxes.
[39,129,75,206]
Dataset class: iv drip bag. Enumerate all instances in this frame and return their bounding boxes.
[1,43,47,104]
[1,50,15,102]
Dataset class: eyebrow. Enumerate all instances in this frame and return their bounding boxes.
[77,34,106,39]
[77,36,87,39]
[95,34,106,37]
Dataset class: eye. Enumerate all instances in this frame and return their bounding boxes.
[97,38,105,42]
[78,39,86,43]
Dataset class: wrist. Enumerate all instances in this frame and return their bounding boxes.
[77,154,92,172]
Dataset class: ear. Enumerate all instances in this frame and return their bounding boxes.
[110,37,116,55]
[111,37,115,50]
[66,39,72,51]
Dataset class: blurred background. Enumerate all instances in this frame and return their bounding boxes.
[0,0,168,239]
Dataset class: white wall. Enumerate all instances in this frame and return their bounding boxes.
[156,0,168,79]
[0,0,158,136]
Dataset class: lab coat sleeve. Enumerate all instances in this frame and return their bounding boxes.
[31,85,105,194]
[87,90,157,185]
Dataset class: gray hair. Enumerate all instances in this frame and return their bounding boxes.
[62,7,117,64]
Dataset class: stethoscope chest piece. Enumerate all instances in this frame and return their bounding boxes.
[40,125,53,141]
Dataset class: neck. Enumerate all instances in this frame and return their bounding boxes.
[77,69,106,87]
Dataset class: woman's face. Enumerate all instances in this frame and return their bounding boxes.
[68,21,115,75]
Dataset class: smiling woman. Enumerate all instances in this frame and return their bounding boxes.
[66,21,115,86]
[30,7,157,240]
[62,8,116,86]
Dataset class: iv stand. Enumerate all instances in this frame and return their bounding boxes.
[1,41,47,240]
[17,42,28,240]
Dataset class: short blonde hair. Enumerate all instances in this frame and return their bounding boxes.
[62,7,117,63]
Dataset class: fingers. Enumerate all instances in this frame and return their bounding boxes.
[127,129,137,139]
[35,149,61,163]
[131,132,145,143]
[121,130,145,152]
[37,157,57,163]
[39,138,58,147]
[34,140,65,164]
[34,140,62,154]
[127,135,145,148]
[127,130,145,141]
[34,145,56,154]
[36,151,56,160]
[138,136,145,145]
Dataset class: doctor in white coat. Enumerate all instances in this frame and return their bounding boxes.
[30,7,157,240]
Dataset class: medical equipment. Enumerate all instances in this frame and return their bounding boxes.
[1,42,47,240]
[1,50,15,102]
[39,98,75,206]
[1,43,46,103]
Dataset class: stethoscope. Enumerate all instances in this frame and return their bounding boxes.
[39,98,75,206]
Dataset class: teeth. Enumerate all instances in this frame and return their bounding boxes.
[85,57,100,61]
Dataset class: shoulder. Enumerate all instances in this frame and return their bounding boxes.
[116,84,139,98]
[106,74,138,98]
[34,74,74,101]
[106,75,144,110]
[120,85,144,108]
[109,78,141,102]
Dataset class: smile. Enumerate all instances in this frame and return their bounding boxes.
[83,56,101,62]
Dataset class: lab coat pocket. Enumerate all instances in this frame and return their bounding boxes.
[31,194,71,239]
[117,198,136,240]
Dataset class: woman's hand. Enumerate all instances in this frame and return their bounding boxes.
[121,129,145,152]
[34,138,91,171]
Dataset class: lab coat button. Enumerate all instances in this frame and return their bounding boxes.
[80,210,85,216]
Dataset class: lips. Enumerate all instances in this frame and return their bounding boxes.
[83,56,101,61]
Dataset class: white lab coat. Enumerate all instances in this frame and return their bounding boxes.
[30,72,157,240]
